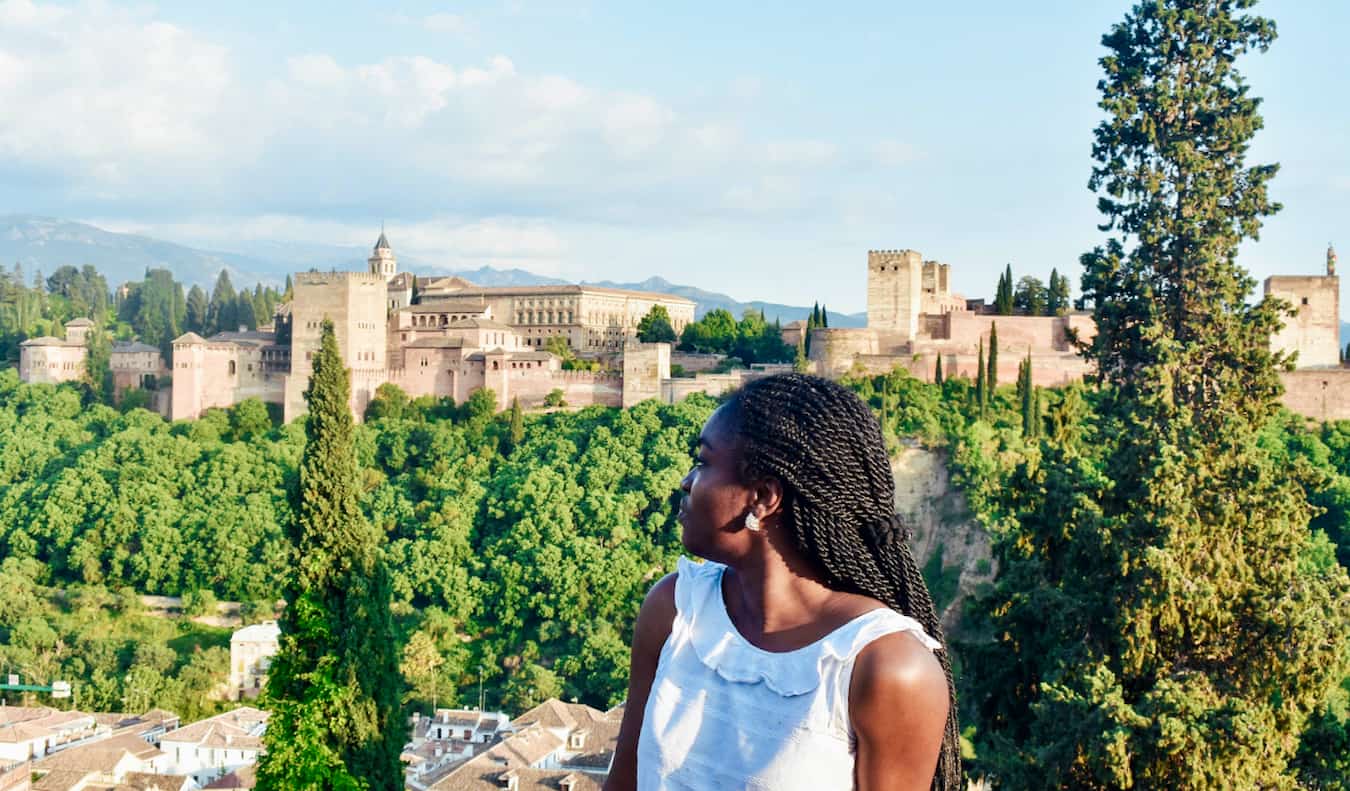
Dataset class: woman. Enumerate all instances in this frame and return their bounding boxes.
[605,373,959,791]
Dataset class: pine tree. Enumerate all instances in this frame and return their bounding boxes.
[934,354,944,386]
[987,322,999,391]
[972,2,1350,786]
[257,319,406,790]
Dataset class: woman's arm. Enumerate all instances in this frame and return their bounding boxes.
[603,572,677,791]
[850,632,950,791]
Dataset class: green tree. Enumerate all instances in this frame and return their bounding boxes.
[636,305,677,344]
[987,322,999,391]
[399,630,445,708]
[972,2,1350,786]
[229,399,273,441]
[82,321,114,406]
[1047,268,1071,316]
[934,354,944,386]
[995,264,1015,315]
[1017,351,1035,439]
[1013,275,1048,316]
[365,383,411,422]
[974,337,986,417]
[506,397,525,454]
[257,319,405,791]
[185,285,209,333]
[543,389,567,408]
[208,271,236,336]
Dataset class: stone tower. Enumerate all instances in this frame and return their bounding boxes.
[368,230,397,281]
[866,249,923,340]
[1264,248,1341,368]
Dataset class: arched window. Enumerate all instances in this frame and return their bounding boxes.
[228,360,236,375]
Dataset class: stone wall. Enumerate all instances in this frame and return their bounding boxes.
[622,343,671,407]
[1266,275,1340,368]
[1279,368,1350,422]
[285,271,388,422]
[809,328,883,376]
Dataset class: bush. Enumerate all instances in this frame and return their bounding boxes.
[543,389,567,408]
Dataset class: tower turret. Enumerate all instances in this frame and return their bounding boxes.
[368,230,397,281]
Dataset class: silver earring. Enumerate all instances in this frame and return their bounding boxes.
[744,512,762,532]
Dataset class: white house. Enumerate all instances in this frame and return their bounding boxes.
[160,707,268,788]
[228,622,280,701]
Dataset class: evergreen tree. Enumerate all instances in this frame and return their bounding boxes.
[185,286,209,334]
[1047,268,1071,316]
[934,354,944,386]
[1018,351,1035,438]
[987,322,999,391]
[974,337,986,416]
[236,294,257,332]
[208,271,236,336]
[284,274,294,301]
[257,319,406,790]
[972,2,1350,786]
[820,304,828,328]
[506,396,525,453]
[82,320,114,406]
[995,264,1015,314]
[793,338,809,373]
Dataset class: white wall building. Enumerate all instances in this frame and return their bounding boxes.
[228,622,280,701]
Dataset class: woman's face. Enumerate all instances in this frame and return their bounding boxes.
[677,404,756,559]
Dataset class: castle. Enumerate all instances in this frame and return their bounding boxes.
[18,238,1345,422]
[808,245,1348,420]
[170,233,703,421]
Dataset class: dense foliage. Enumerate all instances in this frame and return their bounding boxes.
[676,307,793,364]
[0,367,711,715]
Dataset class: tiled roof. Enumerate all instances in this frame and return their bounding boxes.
[162,707,269,747]
[33,732,163,775]
[203,763,256,789]
[111,342,161,354]
[18,336,81,347]
[230,622,280,643]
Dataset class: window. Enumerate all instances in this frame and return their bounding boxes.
[1302,297,1310,305]
[228,360,236,375]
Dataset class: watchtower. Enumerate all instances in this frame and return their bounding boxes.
[866,249,923,340]
[368,230,398,281]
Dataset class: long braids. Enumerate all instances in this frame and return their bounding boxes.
[726,373,962,791]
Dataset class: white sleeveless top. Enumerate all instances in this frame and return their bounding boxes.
[636,557,941,791]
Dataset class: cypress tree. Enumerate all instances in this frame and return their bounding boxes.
[987,322,999,391]
[820,304,829,328]
[507,396,525,453]
[971,2,1350,786]
[257,319,406,790]
[974,337,986,416]
[995,264,1015,315]
[1019,351,1034,439]
[934,354,944,386]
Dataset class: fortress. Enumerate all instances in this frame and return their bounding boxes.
[168,233,710,421]
[808,245,1347,420]
[17,238,1346,422]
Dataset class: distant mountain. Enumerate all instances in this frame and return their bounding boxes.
[0,215,861,326]
[0,215,288,289]
[583,276,866,328]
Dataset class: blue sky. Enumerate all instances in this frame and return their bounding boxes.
[0,0,1345,313]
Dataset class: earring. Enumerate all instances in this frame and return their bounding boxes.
[744,512,762,532]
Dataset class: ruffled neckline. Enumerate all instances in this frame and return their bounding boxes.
[677,557,941,697]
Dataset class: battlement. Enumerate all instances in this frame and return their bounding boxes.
[867,249,922,257]
[294,271,386,287]
[550,370,621,382]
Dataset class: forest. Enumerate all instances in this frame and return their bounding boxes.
[0,363,1344,784]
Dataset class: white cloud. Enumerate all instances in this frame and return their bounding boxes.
[0,1,904,236]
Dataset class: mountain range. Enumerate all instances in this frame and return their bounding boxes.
[0,215,864,327]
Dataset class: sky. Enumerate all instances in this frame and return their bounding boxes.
[0,0,1346,314]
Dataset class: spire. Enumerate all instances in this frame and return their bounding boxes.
[1329,242,1338,276]
[375,228,391,251]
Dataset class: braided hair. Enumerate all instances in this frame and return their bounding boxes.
[723,372,961,791]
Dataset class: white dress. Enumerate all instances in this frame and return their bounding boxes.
[636,556,942,791]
